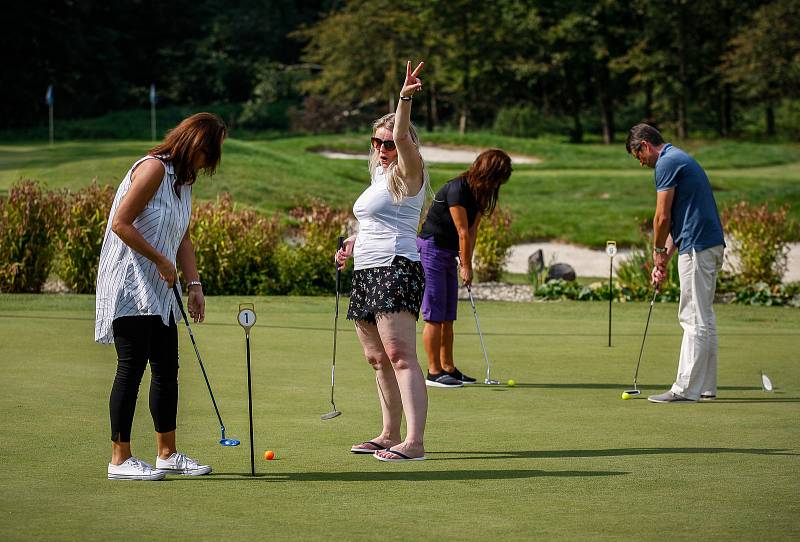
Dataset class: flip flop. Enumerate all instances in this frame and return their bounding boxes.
[350,441,385,454]
[373,448,426,462]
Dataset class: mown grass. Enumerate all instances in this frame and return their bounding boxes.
[1,134,798,247]
[0,294,798,541]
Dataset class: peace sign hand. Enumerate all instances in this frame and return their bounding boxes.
[400,61,424,99]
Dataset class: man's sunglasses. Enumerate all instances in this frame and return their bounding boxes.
[371,137,396,151]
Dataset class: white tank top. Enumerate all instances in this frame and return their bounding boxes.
[352,167,426,270]
[95,156,192,344]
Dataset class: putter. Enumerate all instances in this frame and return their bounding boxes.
[322,236,345,420]
[466,285,499,385]
[172,285,240,446]
[625,286,659,397]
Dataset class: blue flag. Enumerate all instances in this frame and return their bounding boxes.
[149,83,157,106]
[45,85,53,107]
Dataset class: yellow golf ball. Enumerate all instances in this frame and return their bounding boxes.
[621,392,631,400]
[507,379,516,387]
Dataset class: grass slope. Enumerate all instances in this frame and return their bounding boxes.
[1,135,798,247]
[0,295,798,540]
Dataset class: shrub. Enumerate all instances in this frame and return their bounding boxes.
[190,194,283,295]
[0,180,63,292]
[721,201,797,285]
[57,182,115,293]
[474,207,516,282]
[273,201,352,295]
[493,106,543,138]
[614,219,680,300]
[731,281,800,307]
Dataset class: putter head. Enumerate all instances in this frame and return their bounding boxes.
[220,438,241,446]
[485,379,500,385]
[623,389,641,396]
[321,410,342,420]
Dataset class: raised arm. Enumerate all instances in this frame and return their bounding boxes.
[394,60,425,195]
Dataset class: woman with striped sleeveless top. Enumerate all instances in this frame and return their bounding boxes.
[96,113,225,481]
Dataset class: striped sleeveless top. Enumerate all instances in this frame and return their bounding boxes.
[95,156,192,344]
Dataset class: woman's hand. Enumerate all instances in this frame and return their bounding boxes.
[400,61,424,98]
[335,236,356,270]
[460,265,473,287]
[187,286,205,323]
[157,258,178,288]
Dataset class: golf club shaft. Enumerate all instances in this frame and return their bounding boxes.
[172,285,226,431]
[330,236,344,409]
[633,286,659,389]
[246,333,254,476]
[467,286,492,381]
[608,258,613,347]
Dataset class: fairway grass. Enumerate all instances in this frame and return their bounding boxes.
[1,136,798,247]
[1,295,798,540]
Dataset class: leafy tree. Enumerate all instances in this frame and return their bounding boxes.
[721,0,800,136]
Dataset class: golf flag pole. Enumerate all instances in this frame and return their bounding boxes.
[606,241,617,347]
[45,85,54,145]
[237,303,257,476]
[149,84,157,141]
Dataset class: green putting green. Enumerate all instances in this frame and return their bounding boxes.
[1,294,798,540]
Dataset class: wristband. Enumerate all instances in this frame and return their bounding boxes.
[399,95,412,101]
[187,280,202,288]
[654,247,667,254]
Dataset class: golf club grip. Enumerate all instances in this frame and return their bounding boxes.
[335,236,344,293]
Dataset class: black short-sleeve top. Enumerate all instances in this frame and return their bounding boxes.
[419,176,479,251]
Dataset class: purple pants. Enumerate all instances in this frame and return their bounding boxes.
[417,236,459,322]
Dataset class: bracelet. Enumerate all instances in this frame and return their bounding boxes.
[187,280,202,288]
[399,95,412,101]
[653,247,667,254]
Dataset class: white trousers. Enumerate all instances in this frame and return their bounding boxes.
[670,245,725,400]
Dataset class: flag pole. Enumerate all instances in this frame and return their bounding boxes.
[150,84,157,141]
[46,84,54,145]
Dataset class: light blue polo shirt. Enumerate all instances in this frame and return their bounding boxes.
[655,144,725,255]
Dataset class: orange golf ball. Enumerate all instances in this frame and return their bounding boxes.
[264,450,275,460]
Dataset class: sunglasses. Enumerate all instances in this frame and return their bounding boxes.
[371,137,396,151]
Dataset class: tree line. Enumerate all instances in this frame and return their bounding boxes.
[7,0,798,141]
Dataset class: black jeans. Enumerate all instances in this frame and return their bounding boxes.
[110,315,179,442]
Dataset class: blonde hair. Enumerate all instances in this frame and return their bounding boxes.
[368,113,428,203]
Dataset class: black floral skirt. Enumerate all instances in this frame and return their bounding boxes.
[347,256,425,324]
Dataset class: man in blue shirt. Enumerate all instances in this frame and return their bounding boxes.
[626,124,726,403]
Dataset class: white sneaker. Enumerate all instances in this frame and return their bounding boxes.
[108,457,165,481]
[156,452,212,476]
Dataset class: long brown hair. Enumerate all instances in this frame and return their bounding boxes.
[150,112,226,186]
[462,149,512,215]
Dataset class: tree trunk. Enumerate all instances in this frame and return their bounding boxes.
[766,104,775,136]
[564,64,583,143]
[718,84,732,136]
[644,82,654,123]
[459,10,470,135]
[676,5,689,139]
[597,65,614,144]
[425,80,434,132]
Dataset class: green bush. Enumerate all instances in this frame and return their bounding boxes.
[614,219,680,300]
[730,281,800,307]
[722,201,797,285]
[493,106,543,138]
[190,194,283,295]
[273,202,352,295]
[0,180,63,292]
[57,182,115,293]
[474,207,516,282]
